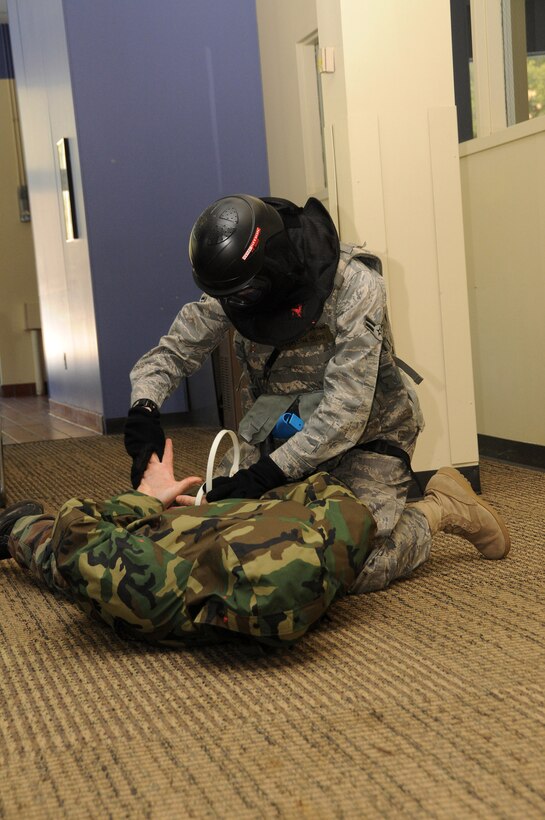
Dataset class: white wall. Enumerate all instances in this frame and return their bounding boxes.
[0,78,40,389]
[460,121,545,446]
[255,0,318,205]
[257,0,479,472]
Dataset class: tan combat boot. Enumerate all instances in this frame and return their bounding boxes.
[412,467,510,560]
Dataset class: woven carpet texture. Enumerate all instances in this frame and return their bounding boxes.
[0,429,544,819]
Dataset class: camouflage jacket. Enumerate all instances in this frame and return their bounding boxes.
[130,243,424,479]
[13,473,375,647]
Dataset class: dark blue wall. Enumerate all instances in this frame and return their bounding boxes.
[0,25,15,78]
[62,1,270,420]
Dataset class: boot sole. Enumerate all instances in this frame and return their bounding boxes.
[437,467,511,558]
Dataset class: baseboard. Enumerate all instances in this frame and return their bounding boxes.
[49,400,104,433]
[408,464,480,501]
[1,382,48,398]
[478,434,545,470]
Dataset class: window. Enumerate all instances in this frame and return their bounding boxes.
[520,0,545,120]
[451,0,545,141]
[450,0,475,142]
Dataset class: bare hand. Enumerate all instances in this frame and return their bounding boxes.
[137,438,202,507]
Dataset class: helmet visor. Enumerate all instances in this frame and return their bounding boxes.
[223,275,270,308]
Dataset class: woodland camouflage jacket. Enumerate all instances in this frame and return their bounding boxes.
[11,473,376,647]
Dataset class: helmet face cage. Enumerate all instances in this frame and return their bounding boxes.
[189,195,285,297]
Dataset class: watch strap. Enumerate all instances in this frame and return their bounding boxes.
[131,399,158,413]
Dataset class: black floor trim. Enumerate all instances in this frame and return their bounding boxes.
[408,464,480,501]
[478,435,545,471]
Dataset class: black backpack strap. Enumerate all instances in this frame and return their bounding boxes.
[262,348,281,388]
[258,348,282,458]
[393,356,424,385]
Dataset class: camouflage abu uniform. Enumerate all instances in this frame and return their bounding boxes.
[7,473,375,647]
[131,243,432,593]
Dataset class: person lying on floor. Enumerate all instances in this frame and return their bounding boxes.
[0,440,509,648]
[0,439,377,648]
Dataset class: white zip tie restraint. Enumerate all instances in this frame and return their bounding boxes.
[194,429,240,506]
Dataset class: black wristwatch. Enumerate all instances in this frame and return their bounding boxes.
[131,399,159,413]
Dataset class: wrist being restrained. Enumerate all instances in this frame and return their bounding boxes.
[206,455,287,502]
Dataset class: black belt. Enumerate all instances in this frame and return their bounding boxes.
[354,440,425,496]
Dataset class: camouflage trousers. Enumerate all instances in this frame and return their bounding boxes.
[220,442,432,594]
[8,473,376,648]
[331,449,431,593]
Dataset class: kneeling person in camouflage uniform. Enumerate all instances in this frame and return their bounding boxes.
[125,194,511,594]
[0,440,376,648]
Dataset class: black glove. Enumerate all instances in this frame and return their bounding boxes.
[206,456,287,502]
[124,401,166,489]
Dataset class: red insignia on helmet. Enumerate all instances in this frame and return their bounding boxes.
[291,304,304,318]
[242,227,261,261]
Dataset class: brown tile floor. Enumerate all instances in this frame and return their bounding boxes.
[0,396,100,445]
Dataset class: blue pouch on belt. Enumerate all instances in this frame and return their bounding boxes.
[272,412,304,440]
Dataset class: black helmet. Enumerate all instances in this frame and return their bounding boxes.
[189,194,285,297]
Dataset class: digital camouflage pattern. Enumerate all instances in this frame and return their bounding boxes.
[332,449,432,593]
[9,473,376,647]
[129,242,424,481]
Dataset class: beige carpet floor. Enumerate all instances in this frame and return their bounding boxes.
[0,429,544,818]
